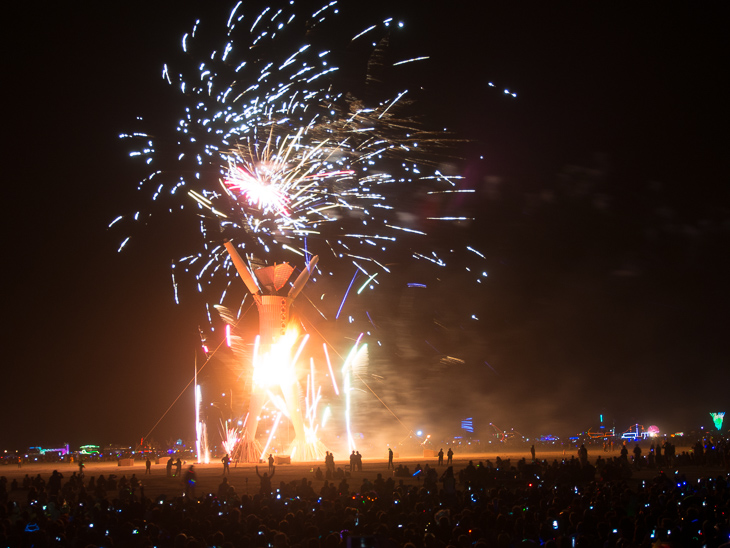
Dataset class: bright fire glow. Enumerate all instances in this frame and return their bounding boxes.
[252,327,300,388]
[260,411,283,460]
[225,164,292,217]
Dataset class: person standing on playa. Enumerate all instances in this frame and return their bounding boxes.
[255,465,275,495]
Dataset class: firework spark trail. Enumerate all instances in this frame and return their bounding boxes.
[221,421,240,455]
[323,343,339,395]
[342,336,368,453]
[260,411,283,460]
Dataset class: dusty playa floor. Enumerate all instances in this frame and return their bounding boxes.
[2,446,709,502]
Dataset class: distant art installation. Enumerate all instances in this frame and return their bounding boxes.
[224,240,328,462]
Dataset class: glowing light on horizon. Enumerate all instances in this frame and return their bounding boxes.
[711,412,725,431]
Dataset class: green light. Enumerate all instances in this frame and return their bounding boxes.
[356,273,378,294]
[710,412,725,431]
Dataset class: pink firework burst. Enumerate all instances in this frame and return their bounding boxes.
[225,165,291,217]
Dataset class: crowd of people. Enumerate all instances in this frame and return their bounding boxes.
[0,443,728,547]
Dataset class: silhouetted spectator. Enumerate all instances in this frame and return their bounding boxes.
[255,464,275,495]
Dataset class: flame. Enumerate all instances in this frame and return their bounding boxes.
[252,325,300,388]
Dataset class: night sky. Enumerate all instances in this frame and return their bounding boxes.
[4,2,728,451]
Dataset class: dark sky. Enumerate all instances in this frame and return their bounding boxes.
[4,2,729,451]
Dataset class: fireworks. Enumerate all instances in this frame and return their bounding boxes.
[120,0,493,459]
[118,0,487,307]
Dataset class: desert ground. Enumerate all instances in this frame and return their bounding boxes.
[4,445,719,504]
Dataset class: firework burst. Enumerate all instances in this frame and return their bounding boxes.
[117,0,487,312]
